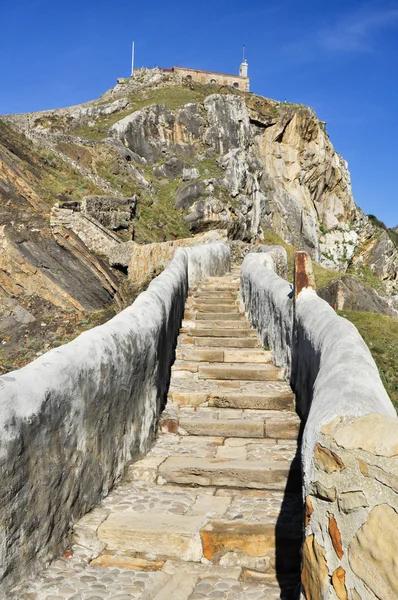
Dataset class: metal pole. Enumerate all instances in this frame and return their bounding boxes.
[131,41,135,77]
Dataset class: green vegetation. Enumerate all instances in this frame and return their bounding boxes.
[346,264,387,295]
[134,177,191,244]
[73,85,210,141]
[338,310,398,409]
[0,118,101,205]
[261,228,341,286]
[37,154,101,204]
[196,156,224,180]
[368,214,398,249]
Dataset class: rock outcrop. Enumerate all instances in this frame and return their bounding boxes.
[1,68,397,326]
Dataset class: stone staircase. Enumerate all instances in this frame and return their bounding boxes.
[12,269,303,599]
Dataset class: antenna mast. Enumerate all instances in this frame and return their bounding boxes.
[131,42,135,77]
[242,45,245,62]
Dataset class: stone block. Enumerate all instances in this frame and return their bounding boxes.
[305,496,314,527]
[200,521,277,560]
[209,392,295,411]
[179,419,264,438]
[301,535,329,600]
[158,457,299,491]
[338,491,368,513]
[223,349,272,363]
[195,337,260,348]
[358,459,398,492]
[196,312,244,320]
[199,364,282,381]
[332,567,348,600]
[335,413,398,457]
[329,514,343,559]
[349,504,398,599]
[90,555,164,570]
[97,512,204,561]
[169,392,209,407]
[314,444,345,474]
[309,481,337,502]
[265,417,300,440]
[191,329,257,338]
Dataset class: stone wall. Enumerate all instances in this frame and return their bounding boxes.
[240,249,397,599]
[173,67,250,92]
[0,242,230,594]
[128,231,227,285]
[51,204,121,257]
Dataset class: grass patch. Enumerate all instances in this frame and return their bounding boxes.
[0,118,101,205]
[37,154,101,203]
[262,227,341,286]
[338,310,398,409]
[72,86,209,141]
[134,177,191,244]
[197,156,224,180]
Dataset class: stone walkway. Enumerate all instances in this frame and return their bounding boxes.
[11,270,302,599]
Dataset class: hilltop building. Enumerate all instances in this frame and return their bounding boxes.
[171,60,250,92]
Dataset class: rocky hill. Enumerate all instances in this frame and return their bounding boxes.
[0,67,397,370]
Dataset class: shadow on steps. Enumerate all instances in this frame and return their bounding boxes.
[275,427,303,599]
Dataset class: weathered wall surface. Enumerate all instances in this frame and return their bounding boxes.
[173,67,250,92]
[128,231,227,285]
[51,205,121,257]
[240,249,397,599]
[0,242,230,594]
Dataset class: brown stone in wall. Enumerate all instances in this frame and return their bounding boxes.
[301,535,329,600]
[305,496,314,527]
[332,567,348,600]
[349,504,398,599]
[314,444,345,474]
[329,514,344,559]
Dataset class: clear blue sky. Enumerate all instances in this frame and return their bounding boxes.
[1,0,397,226]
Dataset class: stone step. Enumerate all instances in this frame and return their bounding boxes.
[209,391,295,411]
[177,416,300,440]
[198,364,283,381]
[195,312,245,321]
[188,329,257,338]
[194,304,242,313]
[193,337,261,348]
[200,519,302,574]
[176,348,272,363]
[97,511,204,562]
[190,290,236,297]
[158,457,300,491]
[191,298,237,305]
[194,321,251,329]
[199,285,239,291]
[95,500,301,576]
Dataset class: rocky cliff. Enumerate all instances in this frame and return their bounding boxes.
[1,68,397,364]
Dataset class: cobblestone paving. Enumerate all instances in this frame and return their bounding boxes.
[10,271,301,599]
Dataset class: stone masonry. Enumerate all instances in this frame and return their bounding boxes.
[10,267,303,599]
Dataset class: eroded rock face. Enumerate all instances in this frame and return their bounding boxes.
[317,275,398,316]
[82,195,137,232]
[109,103,204,163]
[3,72,397,301]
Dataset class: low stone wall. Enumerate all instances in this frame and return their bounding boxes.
[128,231,227,285]
[51,205,122,257]
[240,249,398,599]
[0,242,230,594]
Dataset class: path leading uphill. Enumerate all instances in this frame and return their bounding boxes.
[12,269,303,599]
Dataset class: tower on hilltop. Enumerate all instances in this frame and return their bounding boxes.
[239,59,248,78]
